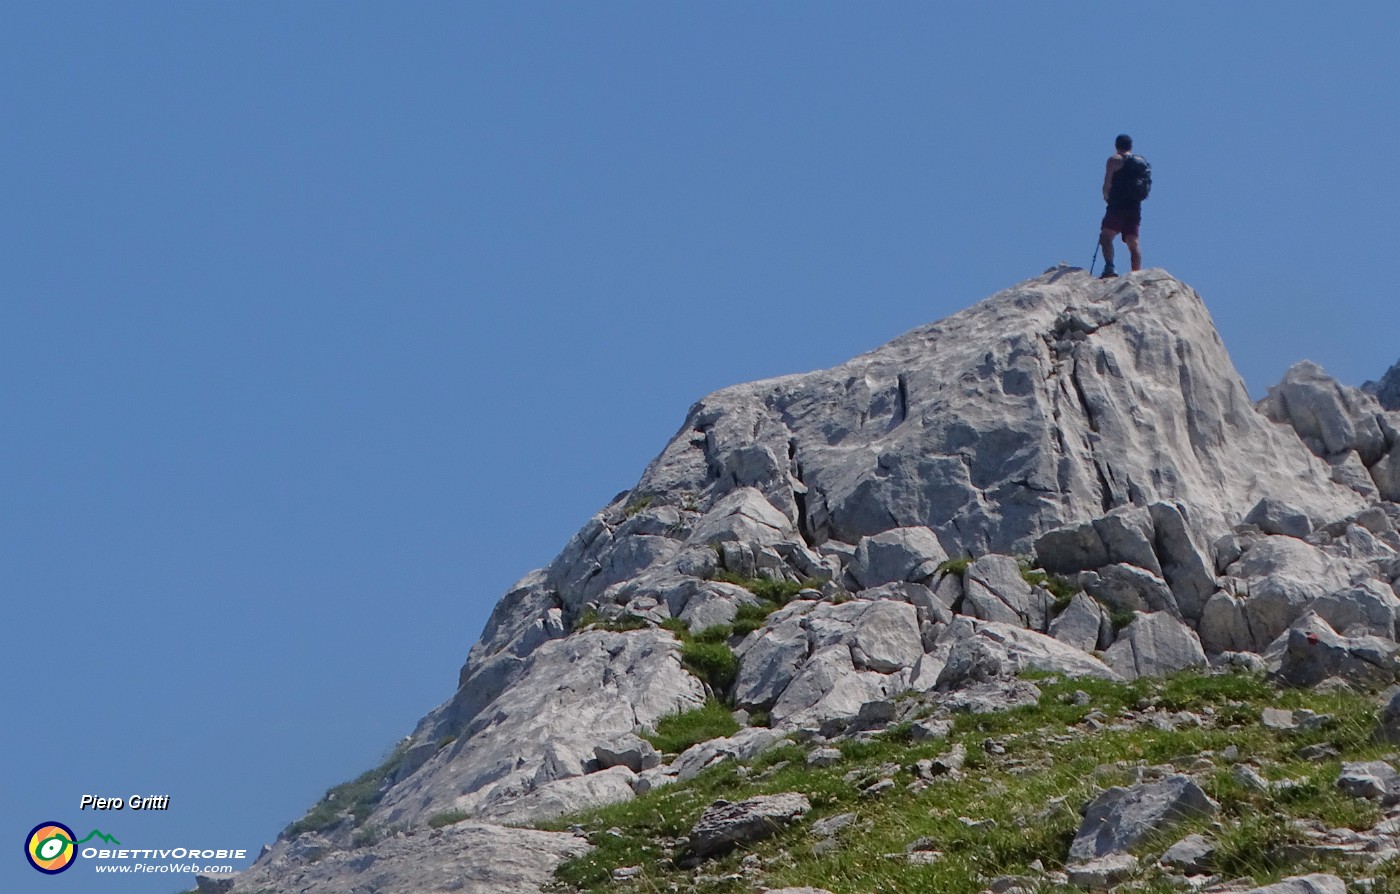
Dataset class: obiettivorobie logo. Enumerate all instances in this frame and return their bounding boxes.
[24,820,248,878]
[24,822,120,874]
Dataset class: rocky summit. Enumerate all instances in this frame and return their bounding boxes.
[219,268,1400,894]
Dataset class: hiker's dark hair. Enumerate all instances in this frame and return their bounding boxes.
[1115,134,1133,152]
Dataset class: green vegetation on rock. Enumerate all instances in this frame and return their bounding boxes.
[571,608,650,634]
[427,809,472,829]
[713,571,823,636]
[547,668,1400,893]
[679,640,739,693]
[286,742,411,838]
[642,699,741,755]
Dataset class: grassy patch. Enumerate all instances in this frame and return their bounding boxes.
[427,809,472,829]
[642,699,741,754]
[571,608,650,634]
[936,556,972,575]
[1018,560,1079,604]
[660,617,741,696]
[713,572,823,636]
[681,640,739,693]
[733,600,777,637]
[285,743,411,838]
[714,570,820,603]
[622,494,653,517]
[549,667,1397,893]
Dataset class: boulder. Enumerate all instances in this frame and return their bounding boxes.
[670,727,788,782]
[849,527,947,589]
[770,644,906,728]
[668,579,757,632]
[1035,503,1221,624]
[943,679,1042,714]
[963,554,1052,630]
[1049,592,1112,653]
[1103,612,1207,680]
[1147,502,1219,622]
[737,597,921,724]
[688,793,811,858]
[1076,563,1177,616]
[476,764,638,824]
[1207,535,1358,652]
[594,736,661,773]
[1244,497,1314,539]
[1374,443,1400,503]
[1066,853,1138,891]
[733,603,816,710]
[1068,774,1217,861]
[1239,878,1345,894]
[1260,360,1388,463]
[1330,451,1381,498]
[936,618,1120,690]
[1308,580,1400,638]
[849,599,924,672]
[1158,832,1214,874]
[689,488,797,547]
[1377,688,1400,744]
[1336,760,1400,804]
[1269,612,1400,688]
[1035,507,1159,577]
[1365,359,1400,410]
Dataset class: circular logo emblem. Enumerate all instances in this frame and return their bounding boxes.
[26,821,77,874]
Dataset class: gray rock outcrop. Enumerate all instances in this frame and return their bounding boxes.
[1336,760,1400,804]
[1269,612,1400,688]
[1103,612,1207,680]
[236,268,1397,893]
[1240,875,1346,894]
[1364,359,1400,410]
[227,822,588,894]
[1260,361,1389,464]
[688,793,811,858]
[1069,774,1217,861]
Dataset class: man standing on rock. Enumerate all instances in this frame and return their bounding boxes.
[1098,134,1150,278]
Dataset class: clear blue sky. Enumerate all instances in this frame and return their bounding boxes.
[5,3,1397,891]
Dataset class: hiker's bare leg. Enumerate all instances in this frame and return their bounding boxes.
[1099,227,1117,268]
[1125,235,1141,272]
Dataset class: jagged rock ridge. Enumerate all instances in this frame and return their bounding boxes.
[228,268,1400,894]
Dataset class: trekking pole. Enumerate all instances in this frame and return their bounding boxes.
[1090,241,1099,276]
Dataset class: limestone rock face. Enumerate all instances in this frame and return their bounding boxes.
[1365,358,1400,411]
[935,618,1120,688]
[373,629,705,828]
[1260,360,1389,464]
[1103,612,1207,680]
[228,822,589,894]
[243,269,1396,893]
[376,270,1362,832]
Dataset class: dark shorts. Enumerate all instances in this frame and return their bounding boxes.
[1101,204,1142,238]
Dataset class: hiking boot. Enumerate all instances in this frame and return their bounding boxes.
[1099,266,1118,279]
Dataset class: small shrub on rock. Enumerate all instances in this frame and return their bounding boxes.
[643,699,740,754]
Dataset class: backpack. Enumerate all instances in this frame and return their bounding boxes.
[1120,154,1152,201]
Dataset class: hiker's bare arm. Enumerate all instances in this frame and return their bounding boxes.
[1103,156,1122,202]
